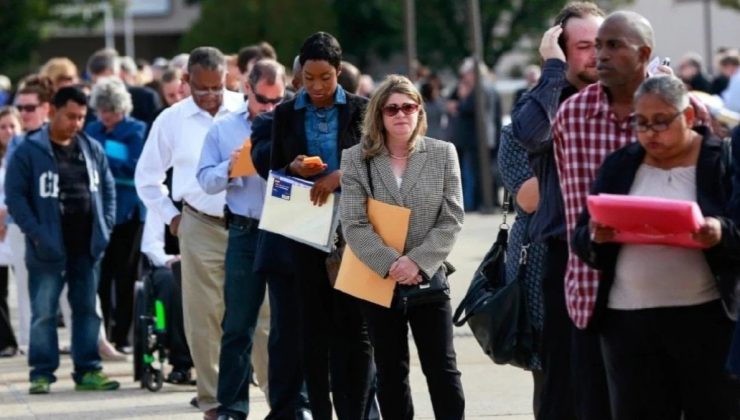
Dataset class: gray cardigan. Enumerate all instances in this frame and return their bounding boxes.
[339,136,464,278]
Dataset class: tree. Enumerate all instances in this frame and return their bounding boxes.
[0,0,107,79]
[179,0,337,66]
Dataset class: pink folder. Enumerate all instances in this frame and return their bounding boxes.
[586,194,706,249]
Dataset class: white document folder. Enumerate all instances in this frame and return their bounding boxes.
[258,171,339,252]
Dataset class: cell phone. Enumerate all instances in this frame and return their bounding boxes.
[662,57,671,67]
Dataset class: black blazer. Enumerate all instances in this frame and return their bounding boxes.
[572,128,740,324]
[269,92,368,174]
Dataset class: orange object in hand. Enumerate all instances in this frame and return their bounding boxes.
[304,156,324,167]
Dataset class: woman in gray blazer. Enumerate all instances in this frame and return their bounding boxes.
[340,75,465,419]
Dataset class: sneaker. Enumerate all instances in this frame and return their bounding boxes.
[74,371,120,391]
[29,377,51,394]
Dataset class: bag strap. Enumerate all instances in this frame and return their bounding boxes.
[501,191,511,229]
[365,158,374,198]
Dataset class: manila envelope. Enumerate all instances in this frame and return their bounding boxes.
[229,138,256,177]
[335,198,410,307]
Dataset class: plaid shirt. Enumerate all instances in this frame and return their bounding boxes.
[553,82,635,329]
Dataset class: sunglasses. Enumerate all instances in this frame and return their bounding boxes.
[382,103,420,117]
[254,93,283,105]
[16,104,40,113]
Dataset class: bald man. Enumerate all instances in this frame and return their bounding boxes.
[551,10,656,420]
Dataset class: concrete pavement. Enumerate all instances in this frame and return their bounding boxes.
[0,213,536,419]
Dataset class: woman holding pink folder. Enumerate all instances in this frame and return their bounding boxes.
[572,75,740,419]
[340,75,465,419]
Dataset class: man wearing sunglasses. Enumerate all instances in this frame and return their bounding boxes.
[135,47,244,419]
[196,59,286,420]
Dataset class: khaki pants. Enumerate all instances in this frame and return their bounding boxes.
[179,207,227,412]
[253,292,270,397]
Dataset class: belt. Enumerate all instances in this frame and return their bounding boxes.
[227,213,259,229]
[183,202,225,224]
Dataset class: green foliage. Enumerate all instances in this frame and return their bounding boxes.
[716,0,740,9]
[179,0,337,66]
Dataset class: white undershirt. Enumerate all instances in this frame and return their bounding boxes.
[609,164,719,309]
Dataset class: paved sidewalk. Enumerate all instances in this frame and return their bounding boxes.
[0,213,536,419]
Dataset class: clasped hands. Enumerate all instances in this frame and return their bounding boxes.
[389,256,422,286]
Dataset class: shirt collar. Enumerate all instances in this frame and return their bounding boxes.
[182,94,234,118]
[586,82,612,119]
[294,85,347,110]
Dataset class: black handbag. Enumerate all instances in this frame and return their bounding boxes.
[452,194,536,369]
[364,158,452,311]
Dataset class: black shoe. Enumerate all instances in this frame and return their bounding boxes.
[190,396,199,409]
[166,369,195,385]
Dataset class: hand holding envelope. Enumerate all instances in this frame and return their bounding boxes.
[230,138,257,178]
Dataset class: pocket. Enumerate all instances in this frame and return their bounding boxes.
[32,234,63,262]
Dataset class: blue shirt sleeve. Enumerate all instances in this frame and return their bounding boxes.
[197,123,232,195]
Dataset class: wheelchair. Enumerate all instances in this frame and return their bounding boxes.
[132,266,168,392]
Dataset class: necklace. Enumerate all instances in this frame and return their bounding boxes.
[389,152,409,160]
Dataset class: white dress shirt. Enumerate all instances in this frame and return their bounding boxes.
[135,91,244,223]
[141,210,174,268]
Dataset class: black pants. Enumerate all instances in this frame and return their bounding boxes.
[264,270,309,420]
[292,243,373,420]
[361,299,465,420]
[601,300,737,420]
[149,264,192,370]
[539,239,611,420]
[99,218,142,346]
[0,266,18,350]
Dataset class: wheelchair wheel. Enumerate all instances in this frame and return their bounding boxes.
[133,281,148,382]
[143,368,164,392]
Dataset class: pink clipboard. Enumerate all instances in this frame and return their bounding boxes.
[586,194,706,249]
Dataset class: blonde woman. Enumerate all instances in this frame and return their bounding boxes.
[340,75,465,419]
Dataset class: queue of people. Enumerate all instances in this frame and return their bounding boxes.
[1,3,740,419]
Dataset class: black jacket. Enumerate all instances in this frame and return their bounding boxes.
[572,128,740,324]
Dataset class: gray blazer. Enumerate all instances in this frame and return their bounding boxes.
[339,136,464,278]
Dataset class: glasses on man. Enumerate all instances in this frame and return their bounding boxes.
[190,86,224,97]
[253,92,283,105]
[16,104,40,113]
[382,102,420,117]
[633,110,684,133]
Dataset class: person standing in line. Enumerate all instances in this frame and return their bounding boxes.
[5,86,118,394]
[509,3,610,418]
[269,32,373,419]
[197,58,286,420]
[135,47,244,419]
[340,74,465,420]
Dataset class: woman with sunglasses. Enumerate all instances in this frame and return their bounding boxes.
[340,74,465,419]
[571,75,740,419]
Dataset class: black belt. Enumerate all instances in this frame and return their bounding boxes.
[183,202,225,224]
[227,213,259,229]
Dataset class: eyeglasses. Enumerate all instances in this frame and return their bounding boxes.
[253,92,283,105]
[190,86,224,97]
[382,103,420,117]
[16,104,40,113]
[633,110,683,133]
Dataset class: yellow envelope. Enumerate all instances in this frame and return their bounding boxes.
[335,198,410,307]
[230,138,256,177]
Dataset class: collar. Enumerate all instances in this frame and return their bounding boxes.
[182,95,233,118]
[585,82,612,119]
[294,85,347,110]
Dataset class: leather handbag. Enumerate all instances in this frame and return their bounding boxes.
[364,158,452,311]
[452,194,536,369]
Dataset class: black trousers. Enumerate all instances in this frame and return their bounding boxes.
[539,239,611,420]
[149,264,192,370]
[0,266,18,350]
[264,270,309,420]
[601,300,737,420]
[361,299,465,420]
[99,218,143,346]
[292,243,373,420]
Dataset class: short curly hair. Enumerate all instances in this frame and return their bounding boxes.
[299,32,342,69]
[90,77,133,115]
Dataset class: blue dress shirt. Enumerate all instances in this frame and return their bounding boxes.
[196,107,266,219]
[295,86,347,174]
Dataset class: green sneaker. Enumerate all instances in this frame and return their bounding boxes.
[74,371,120,391]
[29,377,51,394]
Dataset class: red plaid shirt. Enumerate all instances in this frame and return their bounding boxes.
[553,82,636,329]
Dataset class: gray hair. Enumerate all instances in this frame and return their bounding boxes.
[119,56,137,75]
[248,59,286,88]
[90,77,133,115]
[634,75,689,111]
[187,47,225,74]
[87,48,120,76]
[170,53,190,71]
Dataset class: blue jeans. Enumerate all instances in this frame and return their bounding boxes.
[28,253,102,383]
[217,219,265,418]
